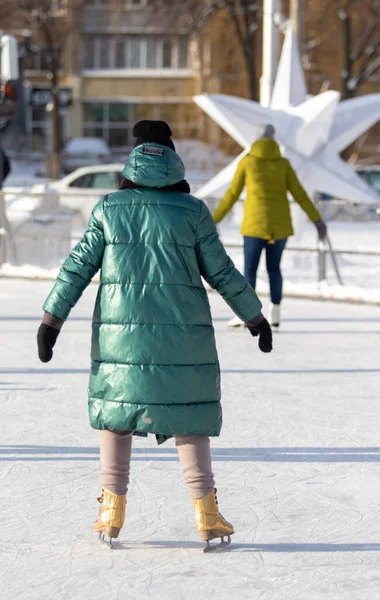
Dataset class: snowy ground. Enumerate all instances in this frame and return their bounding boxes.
[2,220,380,304]
[5,158,50,187]
[3,160,380,303]
[3,158,380,303]
[1,279,380,599]
[218,218,380,304]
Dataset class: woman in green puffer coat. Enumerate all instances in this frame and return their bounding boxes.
[37,121,272,550]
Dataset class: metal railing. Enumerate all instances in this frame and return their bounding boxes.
[220,240,380,286]
[2,228,380,288]
[1,189,380,290]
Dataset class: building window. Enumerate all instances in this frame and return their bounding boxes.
[23,47,63,72]
[116,39,127,68]
[83,102,197,149]
[84,0,110,5]
[130,38,142,68]
[162,39,172,68]
[147,38,159,69]
[99,38,111,69]
[82,36,189,70]
[178,37,189,69]
[29,106,67,152]
[52,0,68,11]
[84,38,95,70]
[126,0,149,6]
[85,0,150,7]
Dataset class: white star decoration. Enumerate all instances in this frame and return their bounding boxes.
[193,25,380,206]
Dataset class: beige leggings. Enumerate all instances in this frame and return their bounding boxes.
[100,430,215,500]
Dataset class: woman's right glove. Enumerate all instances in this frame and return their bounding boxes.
[246,317,273,353]
[37,313,64,363]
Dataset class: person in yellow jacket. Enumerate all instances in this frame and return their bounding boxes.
[213,125,327,328]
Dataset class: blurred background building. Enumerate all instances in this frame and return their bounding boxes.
[1,0,379,164]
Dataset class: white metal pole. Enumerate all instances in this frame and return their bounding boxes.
[290,0,304,49]
[260,0,280,107]
[0,33,19,266]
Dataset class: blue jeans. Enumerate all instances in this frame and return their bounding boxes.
[244,237,287,304]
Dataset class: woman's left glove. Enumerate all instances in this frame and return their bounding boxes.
[37,313,64,363]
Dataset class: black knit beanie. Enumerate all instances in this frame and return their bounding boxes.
[133,120,176,151]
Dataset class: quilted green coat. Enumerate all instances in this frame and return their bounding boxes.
[43,143,262,437]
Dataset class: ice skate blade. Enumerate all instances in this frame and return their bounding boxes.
[203,536,232,553]
[98,533,114,549]
[227,316,245,329]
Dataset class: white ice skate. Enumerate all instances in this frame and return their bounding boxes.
[227,316,244,328]
[269,303,281,329]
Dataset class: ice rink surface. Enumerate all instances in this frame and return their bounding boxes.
[1,279,380,600]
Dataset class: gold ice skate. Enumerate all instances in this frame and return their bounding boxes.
[93,488,126,547]
[193,488,234,552]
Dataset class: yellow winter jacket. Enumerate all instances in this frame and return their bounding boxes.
[213,139,321,241]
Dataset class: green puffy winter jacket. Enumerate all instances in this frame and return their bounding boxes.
[43,143,262,438]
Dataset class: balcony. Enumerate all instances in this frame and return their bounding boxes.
[82,6,173,34]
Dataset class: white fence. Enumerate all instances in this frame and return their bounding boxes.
[1,189,380,295]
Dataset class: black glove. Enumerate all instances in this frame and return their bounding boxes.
[315,220,327,240]
[37,324,60,363]
[247,318,273,353]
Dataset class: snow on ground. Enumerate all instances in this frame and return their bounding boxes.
[1,279,380,600]
[3,159,380,302]
[5,159,50,187]
[3,220,380,304]
[219,220,380,303]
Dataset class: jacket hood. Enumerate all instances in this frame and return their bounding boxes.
[123,143,185,188]
[249,138,282,160]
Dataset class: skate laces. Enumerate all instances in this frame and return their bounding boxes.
[214,489,229,523]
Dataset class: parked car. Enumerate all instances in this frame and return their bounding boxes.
[53,164,124,224]
[356,166,380,194]
[4,158,222,228]
[4,164,124,227]
[62,138,113,174]
[316,166,380,202]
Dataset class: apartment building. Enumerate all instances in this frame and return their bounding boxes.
[6,0,201,153]
[73,0,201,154]
[5,0,379,158]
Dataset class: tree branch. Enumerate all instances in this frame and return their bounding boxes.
[225,1,247,50]
[354,29,380,82]
[350,50,380,90]
[189,2,223,33]
[352,22,376,61]
[240,0,251,39]
[348,56,380,90]
[334,1,348,21]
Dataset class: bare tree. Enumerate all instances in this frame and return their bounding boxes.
[1,0,84,178]
[153,0,263,101]
[224,1,262,101]
[334,0,380,99]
